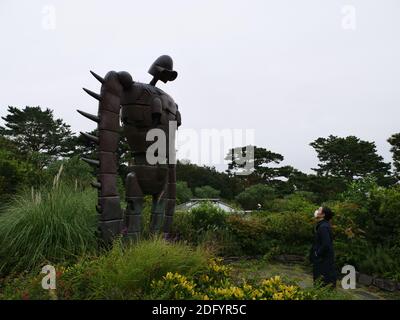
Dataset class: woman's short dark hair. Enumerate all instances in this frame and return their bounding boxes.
[322,207,334,221]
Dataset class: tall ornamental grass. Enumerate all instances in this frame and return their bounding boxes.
[0,173,98,275]
[0,238,211,299]
[85,237,210,299]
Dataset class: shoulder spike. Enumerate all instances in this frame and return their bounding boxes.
[90,71,105,84]
[81,157,100,167]
[91,181,101,189]
[77,109,100,123]
[80,131,99,144]
[83,88,101,101]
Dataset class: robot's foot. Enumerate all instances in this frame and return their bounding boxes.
[163,232,175,242]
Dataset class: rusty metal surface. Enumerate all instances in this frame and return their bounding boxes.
[77,55,181,243]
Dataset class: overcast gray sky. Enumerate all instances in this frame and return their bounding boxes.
[1,0,399,173]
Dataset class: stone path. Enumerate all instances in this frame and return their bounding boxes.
[228,259,400,300]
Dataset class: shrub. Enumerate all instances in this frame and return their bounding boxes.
[149,259,346,300]
[170,210,197,243]
[173,202,314,257]
[151,273,311,300]
[335,239,369,272]
[151,259,314,300]
[263,212,313,248]
[335,240,400,281]
[239,211,314,256]
[340,176,379,206]
[226,214,269,255]
[0,148,42,199]
[83,238,210,299]
[266,192,316,214]
[45,156,94,188]
[0,239,210,300]
[356,246,400,281]
[189,203,228,232]
[0,182,98,275]
[0,243,350,301]
[171,203,233,257]
[366,186,400,246]
[328,201,367,241]
[337,179,400,246]
[235,184,276,210]
[172,203,228,243]
[176,181,193,204]
[194,185,221,199]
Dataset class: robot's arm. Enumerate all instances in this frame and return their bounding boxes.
[78,70,132,243]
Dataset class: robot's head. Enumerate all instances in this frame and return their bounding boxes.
[148,55,178,83]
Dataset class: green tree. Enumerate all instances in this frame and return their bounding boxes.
[226,145,294,189]
[388,133,400,179]
[176,160,239,199]
[340,176,379,205]
[46,155,94,188]
[287,169,348,202]
[0,106,75,168]
[362,186,400,247]
[176,181,193,204]
[0,137,41,198]
[310,135,391,185]
[194,185,221,199]
[235,184,276,210]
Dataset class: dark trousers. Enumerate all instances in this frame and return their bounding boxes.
[313,262,337,288]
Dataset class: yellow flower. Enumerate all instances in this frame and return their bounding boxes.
[272,292,284,300]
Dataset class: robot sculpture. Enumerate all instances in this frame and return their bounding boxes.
[77,55,181,243]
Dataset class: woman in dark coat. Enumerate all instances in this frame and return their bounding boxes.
[309,207,337,288]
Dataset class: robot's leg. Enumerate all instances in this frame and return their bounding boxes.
[149,190,167,234]
[125,172,143,241]
[163,164,176,239]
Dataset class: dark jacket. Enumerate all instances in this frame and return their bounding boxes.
[310,219,337,286]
